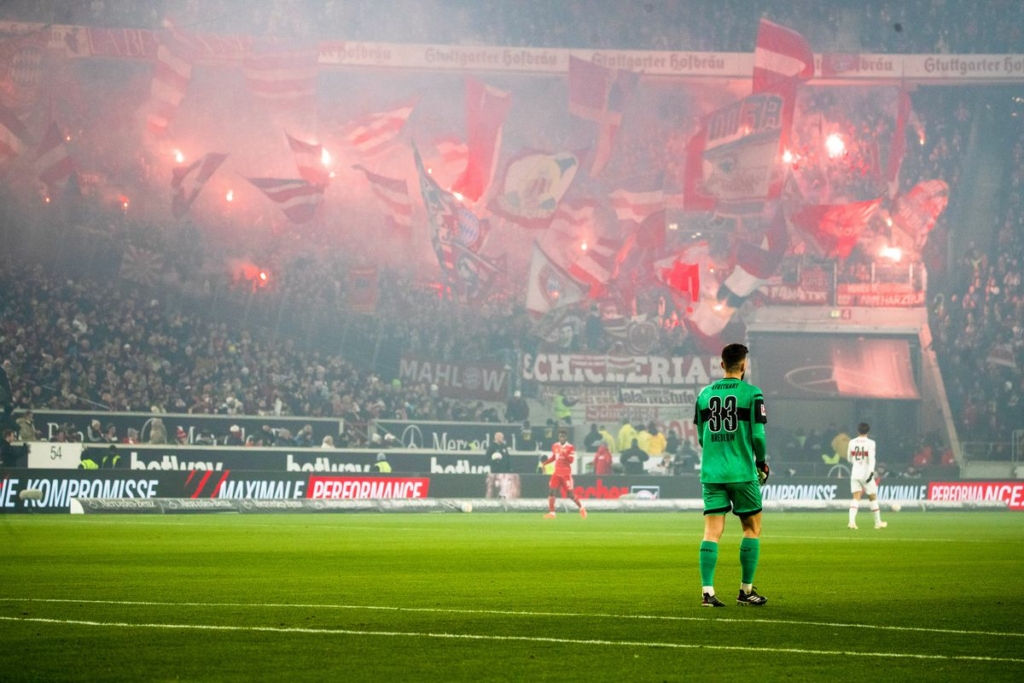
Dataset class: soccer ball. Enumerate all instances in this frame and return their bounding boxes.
[890,502,902,512]
[461,502,473,513]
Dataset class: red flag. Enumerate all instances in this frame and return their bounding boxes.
[339,99,416,159]
[451,77,511,203]
[171,152,227,218]
[654,242,709,304]
[244,40,318,110]
[246,177,324,223]
[753,19,814,92]
[354,165,413,236]
[147,27,197,137]
[285,132,330,186]
[36,121,74,190]
[886,87,912,198]
[347,267,379,314]
[0,99,29,161]
[791,198,882,260]
[568,57,638,176]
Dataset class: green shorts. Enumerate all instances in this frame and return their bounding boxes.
[702,480,763,518]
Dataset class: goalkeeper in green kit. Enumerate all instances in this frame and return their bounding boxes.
[694,343,769,607]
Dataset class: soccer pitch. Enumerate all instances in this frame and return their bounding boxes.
[1,511,1022,682]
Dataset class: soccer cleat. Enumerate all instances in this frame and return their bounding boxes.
[579,507,587,519]
[701,592,725,608]
[874,521,888,529]
[848,523,858,529]
[737,589,768,606]
[543,512,556,519]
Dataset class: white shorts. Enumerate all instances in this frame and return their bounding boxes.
[851,477,878,496]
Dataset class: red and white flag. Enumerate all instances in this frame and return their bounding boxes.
[340,99,416,159]
[0,99,29,161]
[119,245,165,287]
[354,165,413,235]
[684,82,796,210]
[722,206,790,299]
[246,177,324,223]
[893,179,949,245]
[244,40,318,109]
[568,56,638,176]
[525,240,585,315]
[35,121,74,190]
[654,241,709,305]
[147,27,197,137]
[553,198,597,229]
[752,19,814,93]
[171,152,227,218]
[285,132,330,186]
[612,180,666,252]
[568,236,631,296]
[451,77,512,203]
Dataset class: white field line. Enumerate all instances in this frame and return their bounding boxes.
[0,615,1021,664]
[3,597,1022,639]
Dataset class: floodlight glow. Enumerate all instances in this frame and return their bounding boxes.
[173,149,184,164]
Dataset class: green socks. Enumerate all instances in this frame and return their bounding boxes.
[739,537,760,585]
[699,541,718,587]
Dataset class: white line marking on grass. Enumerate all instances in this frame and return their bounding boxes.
[5,598,1022,639]
[0,615,1021,664]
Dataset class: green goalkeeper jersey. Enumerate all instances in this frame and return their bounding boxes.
[694,377,767,483]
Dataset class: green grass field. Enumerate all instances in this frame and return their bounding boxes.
[1,511,1022,682]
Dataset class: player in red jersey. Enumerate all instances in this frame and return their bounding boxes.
[541,429,587,519]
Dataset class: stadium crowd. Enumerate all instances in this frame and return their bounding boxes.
[1,0,1021,55]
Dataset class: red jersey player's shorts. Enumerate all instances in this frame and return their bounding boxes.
[548,473,574,495]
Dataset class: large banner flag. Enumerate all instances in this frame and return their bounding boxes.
[0,99,28,161]
[892,179,949,246]
[340,99,416,159]
[488,150,579,229]
[451,77,512,203]
[791,197,883,259]
[568,56,638,176]
[752,19,814,92]
[684,82,796,210]
[170,152,227,218]
[610,179,665,250]
[354,165,413,236]
[286,132,330,186]
[243,40,318,110]
[525,240,585,315]
[35,121,74,191]
[246,177,324,223]
[146,26,197,136]
[0,29,46,113]
[721,206,790,300]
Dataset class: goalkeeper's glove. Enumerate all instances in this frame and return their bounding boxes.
[756,461,770,486]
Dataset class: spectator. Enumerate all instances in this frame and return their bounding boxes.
[583,423,604,452]
[15,410,39,441]
[620,438,650,475]
[225,425,244,446]
[592,443,613,475]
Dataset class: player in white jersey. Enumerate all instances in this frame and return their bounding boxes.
[847,422,887,530]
